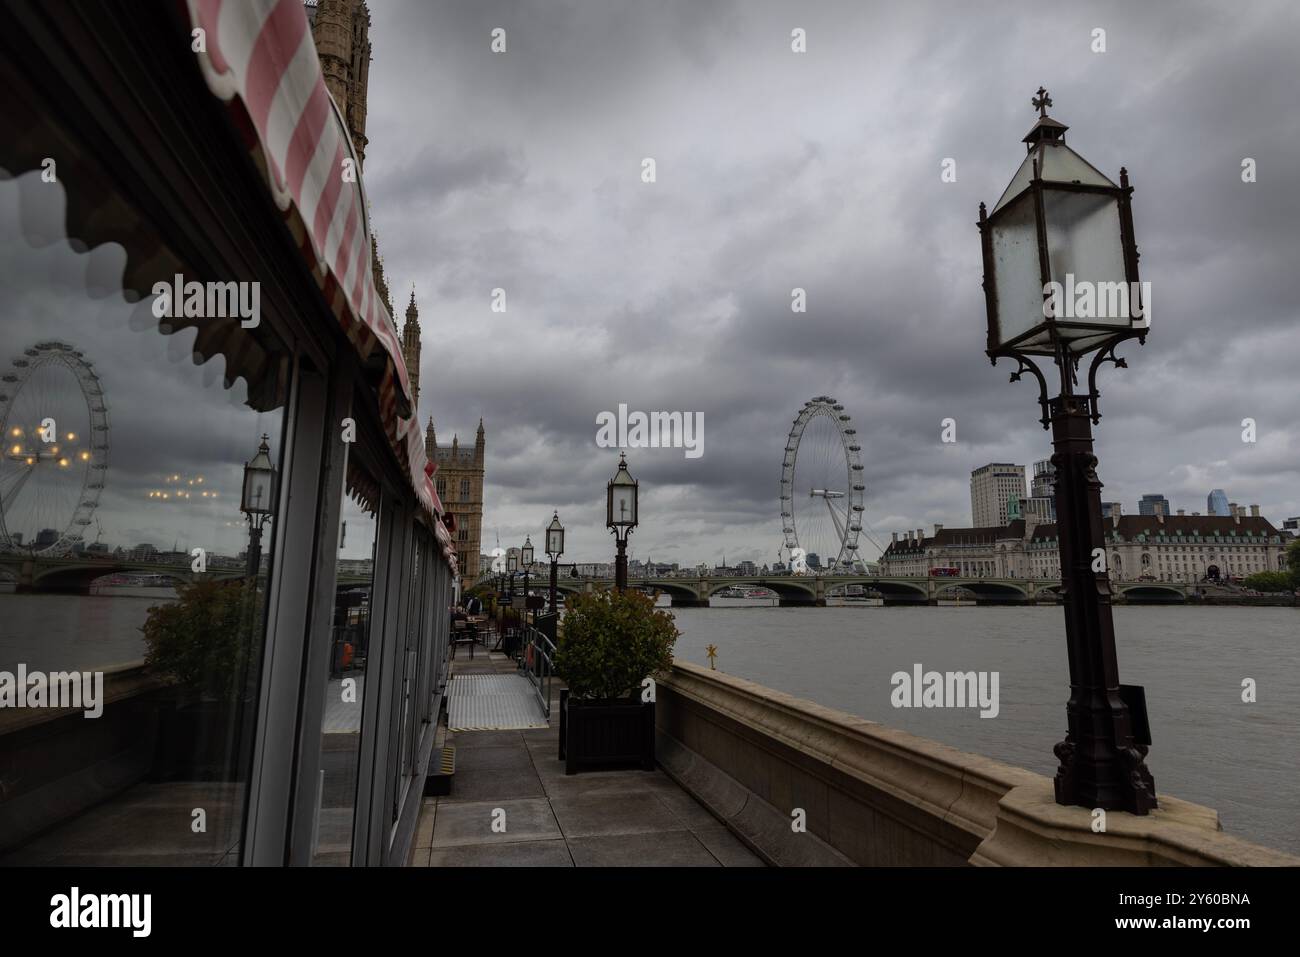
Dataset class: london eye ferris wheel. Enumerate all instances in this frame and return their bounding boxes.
[779,397,865,573]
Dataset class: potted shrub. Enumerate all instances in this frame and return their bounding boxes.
[141,579,261,780]
[554,589,678,774]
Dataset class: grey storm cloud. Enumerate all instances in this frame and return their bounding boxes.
[357,0,1300,566]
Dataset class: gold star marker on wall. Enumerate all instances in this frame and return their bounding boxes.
[706,644,718,670]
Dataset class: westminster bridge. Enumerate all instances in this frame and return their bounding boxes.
[0,553,374,593]
[491,572,1194,606]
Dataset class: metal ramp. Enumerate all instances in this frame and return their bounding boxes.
[446,674,548,731]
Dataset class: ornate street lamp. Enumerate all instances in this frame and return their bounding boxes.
[606,452,638,591]
[240,434,276,579]
[978,89,1155,814]
[507,550,518,600]
[521,535,534,625]
[546,512,565,612]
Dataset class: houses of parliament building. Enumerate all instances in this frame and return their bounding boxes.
[308,0,484,588]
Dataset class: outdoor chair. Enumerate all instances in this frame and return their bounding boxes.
[450,618,475,659]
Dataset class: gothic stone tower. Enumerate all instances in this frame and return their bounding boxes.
[402,288,422,413]
[427,418,485,589]
[306,0,371,166]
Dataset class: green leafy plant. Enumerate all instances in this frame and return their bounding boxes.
[1243,571,1295,594]
[555,589,678,700]
[142,579,259,701]
[1286,539,1300,588]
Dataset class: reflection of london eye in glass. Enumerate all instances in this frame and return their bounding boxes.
[0,342,109,554]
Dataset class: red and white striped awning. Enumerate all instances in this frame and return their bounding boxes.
[185,0,454,570]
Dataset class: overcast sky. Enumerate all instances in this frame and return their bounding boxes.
[358,0,1299,568]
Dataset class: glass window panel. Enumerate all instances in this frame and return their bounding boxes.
[312,470,379,866]
[0,171,287,865]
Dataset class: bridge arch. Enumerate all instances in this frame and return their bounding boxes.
[872,579,929,603]
[1118,583,1187,603]
[701,578,816,603]
[946,580,1031,603]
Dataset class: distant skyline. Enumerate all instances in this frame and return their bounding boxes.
[358,0,1300,567]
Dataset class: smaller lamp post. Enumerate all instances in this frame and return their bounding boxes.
[507,551,518,601]
[240,434,276,579]
[606,452,639,591]
[521,536,534,626]
[545,512,565,612]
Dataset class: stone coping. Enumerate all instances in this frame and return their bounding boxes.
[0,661,163,736]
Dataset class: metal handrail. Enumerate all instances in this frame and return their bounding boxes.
[518,625,556,719]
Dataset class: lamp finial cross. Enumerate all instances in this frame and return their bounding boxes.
[1032,87,1053,118]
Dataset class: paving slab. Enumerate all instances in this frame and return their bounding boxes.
[566,829,720,867]
[455,745,537,772]
[439,766,547,803]
[548,791,683,838]
[426,839,573,867]
[431,798,561,847]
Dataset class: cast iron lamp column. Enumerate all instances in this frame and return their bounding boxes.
[978,89,1155,814]
[239,434,276,580]
[606,452,639,592]
[521,536,534,627]
[545,512,565,613]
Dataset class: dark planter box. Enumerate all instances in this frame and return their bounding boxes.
[151,696,247,782]
[557,688,655,775]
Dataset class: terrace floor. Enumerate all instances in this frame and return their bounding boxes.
[409,651,764,867]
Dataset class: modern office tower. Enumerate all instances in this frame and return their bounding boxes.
[971,463,1027,528]
[1207,489,1230,516]
[1138,494,1171,517]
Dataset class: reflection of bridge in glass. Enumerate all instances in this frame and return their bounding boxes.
[0,554,375,594]
[541,573,1193,606]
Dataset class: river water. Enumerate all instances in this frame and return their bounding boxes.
[673,599,1300,857]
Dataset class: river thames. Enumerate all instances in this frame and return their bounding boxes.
[674,600,1300,856]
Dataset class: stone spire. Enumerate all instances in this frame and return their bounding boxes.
[402,285,421,414]
[371,233,392,315]
[425,416,437,460]
[474,417,485,466]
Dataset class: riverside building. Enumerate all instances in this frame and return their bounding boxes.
[881,506,1287,583]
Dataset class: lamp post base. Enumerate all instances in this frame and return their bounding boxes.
[1054,727,1156,815]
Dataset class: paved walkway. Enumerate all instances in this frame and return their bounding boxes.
[410,653,763,867]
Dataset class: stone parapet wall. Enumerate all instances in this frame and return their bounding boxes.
[655,661,1298,867]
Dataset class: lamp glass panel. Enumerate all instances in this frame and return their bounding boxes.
[990,193,1046,349]
[610,487,636,526]
[1038,143,1117,189]
[547,529,563,555]
[1043,190,1130,345]
[243,468,274,514]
